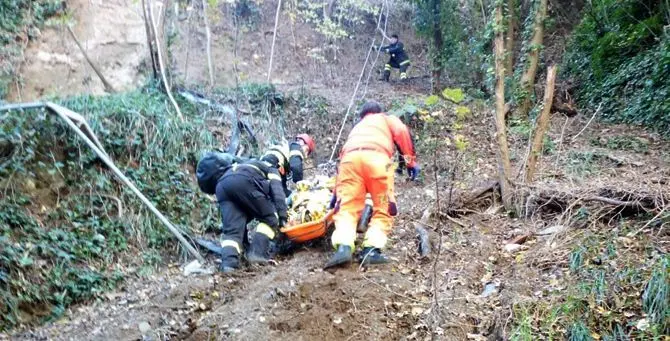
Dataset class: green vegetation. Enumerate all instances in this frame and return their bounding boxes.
[0,82,329,331]
[510,229,669,339]
[0,86,222,330]
[0,0,65,98]
[564,0,670,135]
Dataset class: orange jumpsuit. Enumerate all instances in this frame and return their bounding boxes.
[331,113,417,250]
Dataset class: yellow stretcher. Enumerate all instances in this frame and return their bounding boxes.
[279,176,374,244]
[280,176,335,243]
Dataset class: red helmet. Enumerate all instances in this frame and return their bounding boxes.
[296,134,316,155]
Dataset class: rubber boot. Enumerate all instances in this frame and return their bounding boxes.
[219,251,240,273]
[247,233,272,265]
[357,247,390,265]
[380,70,390,82]
[324,245,353,269]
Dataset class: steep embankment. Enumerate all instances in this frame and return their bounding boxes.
[6,0,148,101]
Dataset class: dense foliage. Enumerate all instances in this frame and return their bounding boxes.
[564,0,670,135]
[0,0,64,98]
[0,86,221,330]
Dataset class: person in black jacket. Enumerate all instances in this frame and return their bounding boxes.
[196,152,288,273]
[261,134,316,196]
[380,34,410,81]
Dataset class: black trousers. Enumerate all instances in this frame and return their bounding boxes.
[216,173,279,266]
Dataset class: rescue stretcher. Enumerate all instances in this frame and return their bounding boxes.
[280,175,372,243]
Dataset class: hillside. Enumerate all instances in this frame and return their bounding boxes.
[1,0,668,340]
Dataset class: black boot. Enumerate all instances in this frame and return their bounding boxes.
[324,245,353,269]
[380,70,390,82]
[219,250,240,273]
[357,247,390,265]
[247,233,272,265]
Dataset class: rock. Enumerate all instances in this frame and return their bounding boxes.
[536,225,567,236]
[138,321,151,334]
[480,281,500,298]
[411,307,424,316]
[503,244,527,253]
[183,260,214,276]
[507,234,530,245]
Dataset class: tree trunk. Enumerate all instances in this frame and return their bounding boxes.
[504,0,517,76]
[494,2,514,211]
[431,0,443,94]
[524,65,556,183]
[140,0,158,78]
[147,0,184,121]
[518,0,548,117]
[201,0,214,88]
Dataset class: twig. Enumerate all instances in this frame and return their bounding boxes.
[571,102,602,142]
[553,116,572,169]
[147,0,184,121]
[267,0,282,83]
[629,205,668,237]
[66,26,116,93]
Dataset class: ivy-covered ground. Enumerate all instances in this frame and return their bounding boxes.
[0,0,65,98]
[0,83,335,332]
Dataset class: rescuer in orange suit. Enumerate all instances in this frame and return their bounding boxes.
[325,101,420,269]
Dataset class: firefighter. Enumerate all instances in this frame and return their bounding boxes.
[196,152,288,273]
[380,34,410,82]
[289,134,316,183]
[261,134,316,196]
[325,101,420,269]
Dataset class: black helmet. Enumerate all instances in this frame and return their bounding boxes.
[358,100,384,118]
[196,151,236,194]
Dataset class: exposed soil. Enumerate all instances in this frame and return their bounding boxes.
[7,0,148,102]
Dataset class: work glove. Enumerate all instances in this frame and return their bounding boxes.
[328,193,339,212]
[407,164,421,181]
[388,201,398,216]
[278,212,288,227]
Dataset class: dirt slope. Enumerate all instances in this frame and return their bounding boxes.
[7,0,148,102]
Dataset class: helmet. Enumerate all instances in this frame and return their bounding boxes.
[358,100,383,118]
[196,151,236,194]
[296,134,316,155]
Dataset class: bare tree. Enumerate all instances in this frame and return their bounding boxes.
[201,0,214,87]
[504,0,518,76]
[493,1,514,210]
[525,65,557,183]
[518,0,548,117]
[146,0,184,121]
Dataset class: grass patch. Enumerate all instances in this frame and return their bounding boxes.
[509,227,669,339]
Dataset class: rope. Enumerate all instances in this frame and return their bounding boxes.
[360,0,390,100]
[328,2,387,162]
[267,0,282,83]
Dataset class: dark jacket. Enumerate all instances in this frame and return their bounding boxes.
[288,140,306,183]
[222,159,288,223]
[381,41,409,65]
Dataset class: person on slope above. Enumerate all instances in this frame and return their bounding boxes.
[380,34,410,82]
[324,101,420,270]
[196,152,288,273]
[261,134,316,196]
